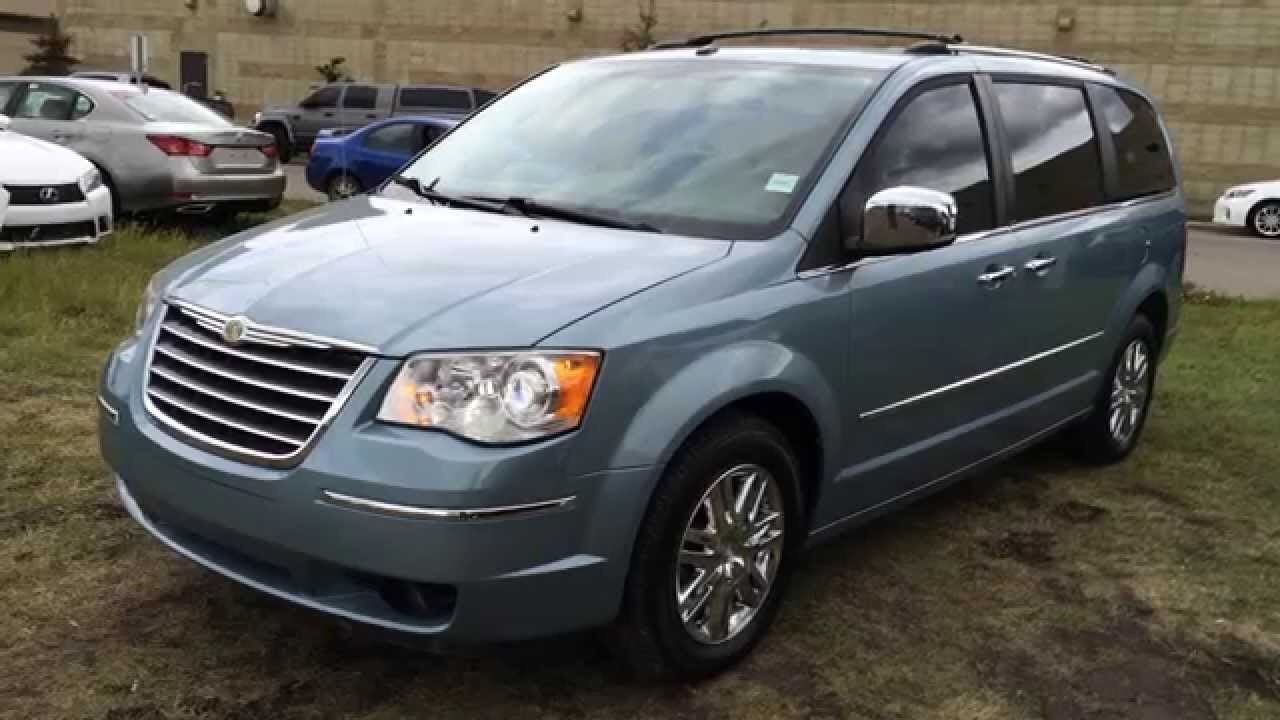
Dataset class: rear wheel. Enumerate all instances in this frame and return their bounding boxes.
[327,173,363,202]
[1070,315,1158,463]
[1248,200,1280,239]
[613,413,801,680]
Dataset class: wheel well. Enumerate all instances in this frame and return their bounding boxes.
[1136,291,1169,352]
[707,392,824,523]
[1249,197,1280,221]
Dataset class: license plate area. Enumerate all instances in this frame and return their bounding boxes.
[211,147,266,169]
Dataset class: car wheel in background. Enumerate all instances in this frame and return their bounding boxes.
[263,125,293,164]
[327,173,363,202]
[1248,200,1280,239]
[1069,314,1158,464]
[613,412,802,680]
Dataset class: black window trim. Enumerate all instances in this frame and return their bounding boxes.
[801,72,1002,272]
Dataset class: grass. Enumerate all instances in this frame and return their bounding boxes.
[2,215,1280,719]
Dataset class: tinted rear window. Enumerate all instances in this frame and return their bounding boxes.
[994,82,1105,222]
[399,87,472,110]
[122,90,232,125]
[1093,86,1176,200]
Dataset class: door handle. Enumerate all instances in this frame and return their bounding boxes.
[1024,256,1058,275]
[977,265,1016,288]
[366,113,377,119]
[323,112,335,118]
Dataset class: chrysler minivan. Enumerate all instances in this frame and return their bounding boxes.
[99,29,1185,678]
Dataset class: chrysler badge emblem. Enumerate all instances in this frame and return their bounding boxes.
[39,186,61,203]
[222,317,249,346]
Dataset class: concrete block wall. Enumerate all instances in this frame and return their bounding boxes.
[24,0,1280,214]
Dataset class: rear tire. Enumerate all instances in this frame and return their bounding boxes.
[1248,200,1280,239]
[612,412,803,680]
[327,173,363,202]
[1069,315,1158,464]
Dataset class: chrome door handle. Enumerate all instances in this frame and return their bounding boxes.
[1024,256,1058,274]
[977,266,1016,287]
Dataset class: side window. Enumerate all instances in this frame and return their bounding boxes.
[0,81,19,112]
[473,89,497,107]
[1093,86,1176,200]
[12,83,79,121]
[342,85,378,110]
[302,86,341,109]
[398,87,472,111]
[993,82,1105,221]
[71,94,95,120]
[363,123,418,154]
[843,82,996,239]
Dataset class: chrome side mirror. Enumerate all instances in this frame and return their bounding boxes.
[854,186,958,256]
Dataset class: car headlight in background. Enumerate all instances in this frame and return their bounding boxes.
[80,167,102,194]
[378,351,602,443]
[134,277,161,335]
[1225,188,1256,199]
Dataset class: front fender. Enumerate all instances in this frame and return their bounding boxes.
[605,340,841,490]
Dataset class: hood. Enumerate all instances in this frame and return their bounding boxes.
[0,131,92,184]
[166,196,730,354]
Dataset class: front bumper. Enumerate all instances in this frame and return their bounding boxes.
[98,338,653,644]
[0,185,113,250]
[1213,195,1251,227]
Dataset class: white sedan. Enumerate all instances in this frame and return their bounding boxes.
[1214,180,1280,239]
[0,114,113,251]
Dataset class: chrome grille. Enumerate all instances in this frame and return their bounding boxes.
[144,302,373,467]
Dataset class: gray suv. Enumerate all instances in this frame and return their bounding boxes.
[99,28,1185,679]
[254,82,496,161]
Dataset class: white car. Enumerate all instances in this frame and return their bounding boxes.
[1213,180,1280,239]
[0,113,113,251]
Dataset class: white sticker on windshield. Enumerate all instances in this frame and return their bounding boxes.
[765,173,800,194]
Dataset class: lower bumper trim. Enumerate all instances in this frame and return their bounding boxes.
[321,490,576,521]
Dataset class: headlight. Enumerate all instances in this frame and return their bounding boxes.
[80,167,102,193]
[134,277,161,335]
[1226,188,1256,199]
[378,351,602,443]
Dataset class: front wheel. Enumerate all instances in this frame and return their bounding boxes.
[1249,200,1280,239]
[1070,315,1158,463]
[613,413,802,680]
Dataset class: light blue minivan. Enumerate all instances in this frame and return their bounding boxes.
[99,28,1185,678]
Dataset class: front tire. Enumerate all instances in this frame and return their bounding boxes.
[613,412,802,680]
[263,125,294,164]
[1070,315,1158,464]
[1248,200,1280,239]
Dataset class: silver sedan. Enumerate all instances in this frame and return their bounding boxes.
[0,77,284,217]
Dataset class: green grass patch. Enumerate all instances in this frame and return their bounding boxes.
[1,217,1279,718]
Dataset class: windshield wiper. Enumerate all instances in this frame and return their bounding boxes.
[388,175,509,215]
[471,195,663,234]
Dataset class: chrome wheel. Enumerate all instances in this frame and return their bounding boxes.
[1255,204,1280,238]
[675,464,784,645]
[1109,339,1151,446]
[329,175,361,200]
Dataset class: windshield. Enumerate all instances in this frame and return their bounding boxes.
[390,59,885,239]
[121,89,231,126]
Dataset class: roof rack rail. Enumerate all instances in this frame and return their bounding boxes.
[952,44,1115,75]
[650,27,963,51]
